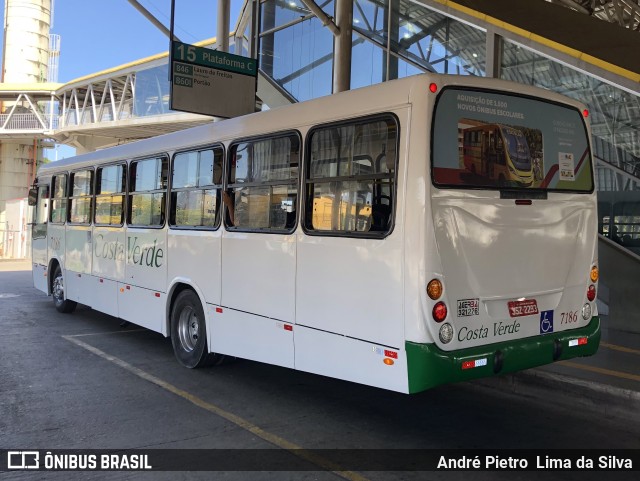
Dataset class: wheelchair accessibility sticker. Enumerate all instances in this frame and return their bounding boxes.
[540,310,554,334]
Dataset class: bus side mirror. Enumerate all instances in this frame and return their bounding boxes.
[28,187,38,206]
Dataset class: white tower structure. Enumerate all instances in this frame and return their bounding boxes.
[0,0,51,225]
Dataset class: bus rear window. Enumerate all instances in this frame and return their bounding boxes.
[432,88,593,192]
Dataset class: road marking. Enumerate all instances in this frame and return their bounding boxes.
[66,329,146,337]
[601,342,640,356]
[559,361,640,383]
[63,335,369,481]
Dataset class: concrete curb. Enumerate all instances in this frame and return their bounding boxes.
[469,369,640,420]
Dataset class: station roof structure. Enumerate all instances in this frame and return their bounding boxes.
[446,0,639,84]
[0,0,637,179]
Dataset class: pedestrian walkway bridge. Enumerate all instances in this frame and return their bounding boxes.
[0,39,227,154]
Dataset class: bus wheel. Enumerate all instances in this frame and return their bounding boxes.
[52,266,77,314]
[170,290,224,368]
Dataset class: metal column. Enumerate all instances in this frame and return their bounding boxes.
[217,0,231,53]
[333,0,353,93]
[485,31,503,78]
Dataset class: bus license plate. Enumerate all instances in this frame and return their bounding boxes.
[508,299,539,317]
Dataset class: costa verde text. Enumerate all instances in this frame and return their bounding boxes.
[93,234,164,267]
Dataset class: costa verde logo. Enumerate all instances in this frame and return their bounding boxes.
[94,234,164,268]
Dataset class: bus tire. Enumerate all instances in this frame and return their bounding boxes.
[170,289,224,368]
[52,265,77,314]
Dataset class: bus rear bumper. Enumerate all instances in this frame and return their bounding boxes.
[405,316,600,393]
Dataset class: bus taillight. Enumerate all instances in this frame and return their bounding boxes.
[587,285,596,301]
[427,279,443,300]
[583,109,589,118]
[429,83,438,93]
[433,301,447,322]
[590,265,599,282]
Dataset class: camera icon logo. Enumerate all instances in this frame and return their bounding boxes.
[7,451,40,469]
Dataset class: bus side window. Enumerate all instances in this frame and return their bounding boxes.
[305,115,397,236]
[32,184,49,240]
[68,169,94,225]
[170,146,223,229]
[50,174,67,224]
[95,164,126,226]
[226,134,300,233]
[128,156,168,227]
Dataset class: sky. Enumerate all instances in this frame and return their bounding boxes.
[2,0,246,82]
[1,0,245,158]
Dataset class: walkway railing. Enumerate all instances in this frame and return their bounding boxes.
[0,113,58,132]
[593,136,640,181]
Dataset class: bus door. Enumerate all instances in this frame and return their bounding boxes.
[29,184,49,294]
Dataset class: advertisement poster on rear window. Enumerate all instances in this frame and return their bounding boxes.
[432,88,593,192]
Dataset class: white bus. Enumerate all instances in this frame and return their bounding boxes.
[29,74,600,393]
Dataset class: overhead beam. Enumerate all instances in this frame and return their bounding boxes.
[126,0,180,41]
[299,0,340,36]
[552,0,591,15]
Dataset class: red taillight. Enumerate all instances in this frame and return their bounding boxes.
[429,82,438,93]
[433,302,447,322]
[583,109,589,118]
[587,285,596,301]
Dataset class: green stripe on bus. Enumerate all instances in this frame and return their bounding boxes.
[406,316,600,393]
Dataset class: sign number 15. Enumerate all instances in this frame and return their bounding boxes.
[176,44,196,62]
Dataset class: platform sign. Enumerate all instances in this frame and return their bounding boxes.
[170,41,257,118]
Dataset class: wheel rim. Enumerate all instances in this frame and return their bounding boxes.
[177,306,199,352]
[53,274,64,303]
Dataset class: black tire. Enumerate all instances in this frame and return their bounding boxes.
[170,290,224,368]
[52,265,77,314]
